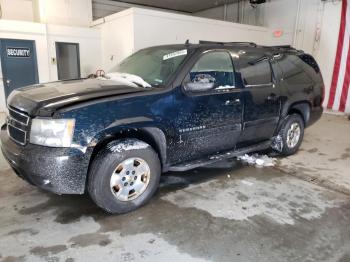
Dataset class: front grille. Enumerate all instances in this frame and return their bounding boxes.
[7,107,30,145]
[8,107,30,125]
[8,125,27,145]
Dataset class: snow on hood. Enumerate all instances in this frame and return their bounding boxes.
[103,72,151,88]
[237,154,277,167]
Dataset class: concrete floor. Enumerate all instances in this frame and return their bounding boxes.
[278,113,350,194]
[0,113,350,262]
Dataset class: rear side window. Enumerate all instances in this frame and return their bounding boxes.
[188,51,235,89]
[277,55,312,85]
[238,59,272,86]
[298,54,320,73]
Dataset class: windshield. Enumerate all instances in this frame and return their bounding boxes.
[111,47,189,87]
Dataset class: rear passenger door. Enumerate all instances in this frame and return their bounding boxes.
[234,54,281,145]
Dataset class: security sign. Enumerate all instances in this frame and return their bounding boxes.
[7,47,31,58]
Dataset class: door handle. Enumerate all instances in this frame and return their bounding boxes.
[267,93,277,101]
[225,98,241,106]
[6,79,11,85]
[304,86,314,93]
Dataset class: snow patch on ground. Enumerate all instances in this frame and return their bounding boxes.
[237,154,276,167]
[108,140,149,153]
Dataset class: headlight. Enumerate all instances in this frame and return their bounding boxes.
[30,118,75,147]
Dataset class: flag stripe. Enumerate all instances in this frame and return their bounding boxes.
[327,0,347,109]
[339,42,350,112]
[332,27,350,111]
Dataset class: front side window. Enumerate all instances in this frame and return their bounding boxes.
[185,51,235,92]
[239,59,272,86]
[111,47,190,87]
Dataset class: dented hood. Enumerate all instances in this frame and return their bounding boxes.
[7,78,150,116]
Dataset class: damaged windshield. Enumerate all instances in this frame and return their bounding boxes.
[111,47,190,87]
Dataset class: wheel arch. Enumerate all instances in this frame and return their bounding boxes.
[88,126,168,173]
[275,101,311,136]
[284,101,311,126]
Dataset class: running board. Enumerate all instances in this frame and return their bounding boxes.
[168,140,271,172]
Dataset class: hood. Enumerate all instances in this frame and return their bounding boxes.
[7,78,151,117]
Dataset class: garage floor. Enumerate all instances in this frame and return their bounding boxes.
[0,113,350,262]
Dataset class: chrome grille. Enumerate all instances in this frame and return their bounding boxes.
[8,107,30,125]
[7,107,30,145]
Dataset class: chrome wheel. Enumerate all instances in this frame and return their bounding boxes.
[286,123,301,149]
[110,158,151,202]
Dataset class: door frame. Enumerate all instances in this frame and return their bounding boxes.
[0,38,39,98]
[55,41,81,80]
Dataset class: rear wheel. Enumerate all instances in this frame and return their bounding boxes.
[277,114,305,156]
[88,139,161,214]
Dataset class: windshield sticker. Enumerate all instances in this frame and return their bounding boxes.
[163,49,187,61]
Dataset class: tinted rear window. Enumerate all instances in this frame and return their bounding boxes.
[277,55,312,85]
[298,54,320,74]
[238,59,272,86]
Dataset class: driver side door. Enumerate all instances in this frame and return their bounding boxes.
[172,50,243,163]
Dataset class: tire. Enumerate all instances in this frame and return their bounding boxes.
[277,114,305,156]
[88,139,161,214]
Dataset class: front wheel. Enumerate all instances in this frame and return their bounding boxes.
[88,139,161,214]
[277,114,305,156]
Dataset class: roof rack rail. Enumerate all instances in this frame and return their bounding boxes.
[229,42,257,47]
[199,40,257,47]
[269,45,295,49]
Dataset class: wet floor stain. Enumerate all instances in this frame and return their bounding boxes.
[6,228,39,236]
[1,256,26,262]
[69,233,112,248]
[30,245,67,257]
[341,153,350,160]
[307,148,318,153]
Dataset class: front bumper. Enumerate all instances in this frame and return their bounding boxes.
[0,124,92,194]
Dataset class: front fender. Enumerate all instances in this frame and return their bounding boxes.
[88,117,169,171]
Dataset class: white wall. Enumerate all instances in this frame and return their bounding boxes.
[33,0,93,27]
[133,8,273,50]
[194,0,320,50]
[46,24,101,80]
[0,0,34,21]
[194,0,298,46]
[314,1,342,109]
[257,0,298,46]
[94,7,283,71]
[194,1,264,26]
[0,20,102,112]
[94,10,134,73]
[0,20,49,112]
[261,0,343,110]
[0,0,93,27]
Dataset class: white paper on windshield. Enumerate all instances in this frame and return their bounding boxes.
[163,49,187,61]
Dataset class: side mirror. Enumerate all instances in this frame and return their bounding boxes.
[185,82,215,92]
[184,73,216,92]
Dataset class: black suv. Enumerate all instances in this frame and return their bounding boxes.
[1,42,324,213]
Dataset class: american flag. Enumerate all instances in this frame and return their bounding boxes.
[327,0,350,113]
